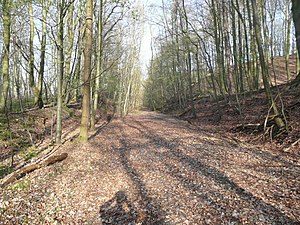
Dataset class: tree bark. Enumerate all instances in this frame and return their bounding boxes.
[91,0,103,130]
[181,0,196,118]
[56,0,65,144]
[0,0,11,113]
[291,0,300,83]
[285,0,291,81]
[63,2,75,104]
[37,0,47,108]
[211,0,225,95]
[29,0,39,104]
[79,0,93,142]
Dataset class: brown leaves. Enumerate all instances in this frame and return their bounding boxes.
[1,111,299,224]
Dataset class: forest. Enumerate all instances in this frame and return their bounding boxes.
[0,0,300,224]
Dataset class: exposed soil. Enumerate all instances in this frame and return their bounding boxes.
[0,111,299,224]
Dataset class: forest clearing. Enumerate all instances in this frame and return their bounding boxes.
[1,0,300,224]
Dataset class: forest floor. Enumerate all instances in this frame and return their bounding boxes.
[0,108,299,224]
[175,82,300,157]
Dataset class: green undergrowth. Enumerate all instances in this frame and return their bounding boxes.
[11,180,30,191]
[8,97,50,113]
[21,146,42,161]
[0,114,32,152]
[0,165,14,178]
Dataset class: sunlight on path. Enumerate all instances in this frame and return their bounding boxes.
[0,111,299,224]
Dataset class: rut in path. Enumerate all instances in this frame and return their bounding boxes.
[0,111,299,224]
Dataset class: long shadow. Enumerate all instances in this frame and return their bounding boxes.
[113,139,165,224]
[122,118,299,224]
[168,148,298,223]
[160,161,242,223]
[99,190,139,225]
[134,114,300,168]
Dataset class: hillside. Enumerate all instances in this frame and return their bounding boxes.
[175,65,300,156]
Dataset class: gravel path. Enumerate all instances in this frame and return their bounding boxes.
[0,111,299,224]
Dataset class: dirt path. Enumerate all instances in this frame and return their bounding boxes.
[1,111,299,224]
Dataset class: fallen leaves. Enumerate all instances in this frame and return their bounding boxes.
[0,111,299,224]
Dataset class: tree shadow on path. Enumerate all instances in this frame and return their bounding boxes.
[122,117,299,224]
[108,139,166,224]
[99,190,139,225]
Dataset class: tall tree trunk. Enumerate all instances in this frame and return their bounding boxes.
[182,0,196,118]
[37,0,47,108]
[73,41,83,102]
[63,2,75,104]
[223,0,232,94]
[195,51,202,95]
[211,0,225,95]
[13,42,20,100]
[252,0,285,129]
[79,0,93,142]
[29,0,38,104]
[291,0,300,83]
[236,0,244,92]
[56,0,65,144]
[231,0,239,93]
[246,0,258,89]
[91,0,103,130]
[285,0,291,81]
[261,0,269,64]
[0,0,11,113]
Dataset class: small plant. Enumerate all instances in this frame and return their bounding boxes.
[11,181,30,191]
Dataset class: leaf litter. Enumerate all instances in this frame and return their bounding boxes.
[0,111,299,224]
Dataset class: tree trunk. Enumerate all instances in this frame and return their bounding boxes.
[56,0,65,144]
[73,22,84,102]
[291,0,300,83]
[236,0,244,93]
[246,0,258,89]
[211,0,225,95]
[182,0,196,118]
[231,0,239,93]
[285,0,291,81]
[29,0,39,104]
[63,2,75,104]
[37,0,47,108]
[0,0,11,113]
[79,0,93,142]
[91,0,103,130]
[252,0,285,130]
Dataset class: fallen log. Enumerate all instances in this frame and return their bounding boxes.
[0,153,68,188]
[40,153,68,167]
